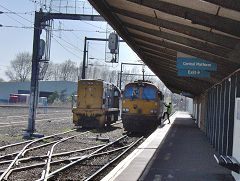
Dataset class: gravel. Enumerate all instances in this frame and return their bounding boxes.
[0,106,146,181]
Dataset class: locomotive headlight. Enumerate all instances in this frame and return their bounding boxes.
[150,109,157,114]
[126,108,129,112]
[122,108,126,111]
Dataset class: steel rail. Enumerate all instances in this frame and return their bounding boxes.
[1,130,92,180]
[0,143,131,177]
[37,135,128,181]
[84,136,144,181]
[0,140,32,151]
[0,111,71,120]
[1,121,123,180]
[0,128,77,181]
[0,121,122,160]
[41,119,123,179]
[0,141,60,160]
[0,116,72,128]
[0,132,74,160]
[0,144,105,165]
[43,130,91,180]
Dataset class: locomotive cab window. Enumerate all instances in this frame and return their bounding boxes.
[114,91,119,97]
[158,91,164,100]
[125,86,140,99]
[142,87,156,100]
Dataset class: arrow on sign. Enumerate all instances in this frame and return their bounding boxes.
[178,69,210,78]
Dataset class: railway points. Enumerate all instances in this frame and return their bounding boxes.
[0,0,239,180]
[0,118,144,181]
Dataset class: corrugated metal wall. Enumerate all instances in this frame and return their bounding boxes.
[204,72,239,155]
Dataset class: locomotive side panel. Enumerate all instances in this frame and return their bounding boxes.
[73,79,120,128]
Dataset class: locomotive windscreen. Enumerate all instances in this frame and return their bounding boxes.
[125,86,140,99]
[142,87,156,100]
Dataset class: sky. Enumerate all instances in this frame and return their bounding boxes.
[0,0,153,81]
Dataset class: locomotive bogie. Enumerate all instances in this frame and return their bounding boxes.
[122,114,159,132]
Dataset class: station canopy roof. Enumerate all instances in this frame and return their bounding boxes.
[88,0,240,97]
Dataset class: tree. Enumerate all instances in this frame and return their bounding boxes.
[0,78,4,82]
[47,91,59,103]
[5,52,32,82]
[59,89,67,102]
[60,60,78,81]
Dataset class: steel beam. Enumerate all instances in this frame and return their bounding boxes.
[131,33,240,68]
[147,73,199,95]
[138,42,177,57]
[149,68,210,92]
[146,63,204,95]
[145,51,231,77]
[25,12,43,137]
[125,22,232,59]
[127,0,240,37]
[112,7,239,49]
[45,13,105,21]
[139,42,177,57]
[88,0,146,61]
[25,10,108,137]
[141,48,176,62]
[147,59,218,84]
[202,0,240,12]
[147,56,222,83]
[137,40,233,70]
[138,41,234,80]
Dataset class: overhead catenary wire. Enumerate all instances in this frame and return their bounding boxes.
[0,11,35,15]
[52,36,82,59]
[0,1,115,68]
[0,24,107,33]
[0,4,33,24]
[28,0,107,31]
[0,12,27,27]
[53,33,83,53]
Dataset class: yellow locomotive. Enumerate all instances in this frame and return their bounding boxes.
[72,79,120,128]
[121,80,164,132]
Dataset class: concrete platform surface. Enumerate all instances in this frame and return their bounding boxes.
[101,112,234,181]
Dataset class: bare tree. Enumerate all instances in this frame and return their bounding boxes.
[5,52,32,82]
[42,60,80,82]
[60,60,78,81]
[43,62,55,81]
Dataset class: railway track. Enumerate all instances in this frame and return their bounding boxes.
[0,117,72,128]
[0,121,143,181]
[0,111,71,120]
[0,111,72,128]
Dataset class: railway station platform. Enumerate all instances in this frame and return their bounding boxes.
[101,112,235,181]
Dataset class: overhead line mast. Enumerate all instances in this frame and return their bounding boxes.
[24,9,105,138]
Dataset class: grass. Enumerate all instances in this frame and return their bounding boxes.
[42,139,53,143]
